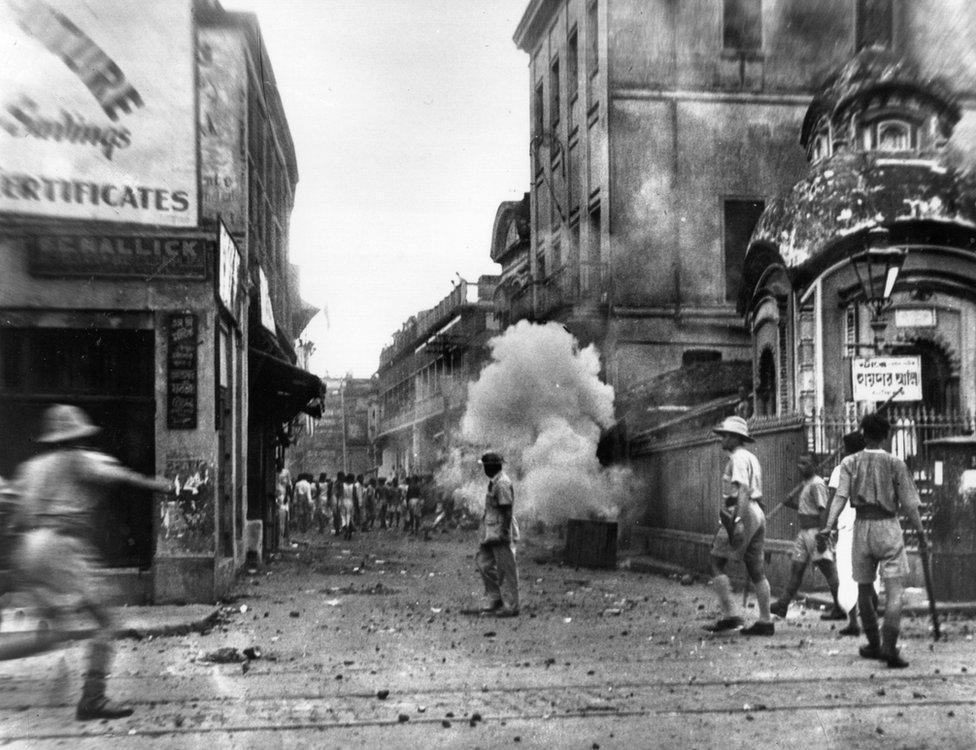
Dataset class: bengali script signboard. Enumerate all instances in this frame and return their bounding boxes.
[0,0,197,226]
[852,356,922,402]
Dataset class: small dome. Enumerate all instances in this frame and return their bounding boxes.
[749,151,976,270]
[800,47,960,152]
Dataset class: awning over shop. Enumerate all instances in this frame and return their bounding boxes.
[248,347,324,422]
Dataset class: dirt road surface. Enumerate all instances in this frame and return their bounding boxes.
[2,527,975,748]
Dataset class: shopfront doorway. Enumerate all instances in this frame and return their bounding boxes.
[0,325,156,569]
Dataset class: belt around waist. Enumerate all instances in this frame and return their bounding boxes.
[854,506,896,520]
[798,514,821,529]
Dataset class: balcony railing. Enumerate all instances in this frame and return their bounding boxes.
[507,261,608,323]
[380,279,496,367]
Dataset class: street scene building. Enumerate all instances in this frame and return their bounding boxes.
[288,375,377,478]
[7,0,976,745]
[375,277,500,478]
[0,0,322,604]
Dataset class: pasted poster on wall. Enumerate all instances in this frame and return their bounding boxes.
[0,0,197,226]
[167,312,198,429]
[158,455,214,555]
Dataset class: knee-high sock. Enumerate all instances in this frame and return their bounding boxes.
[816,560,841,609]
[781,562,807,602]
[713,574,734,618]
[754,577,772,621]
[883,578,904,632]
[858,583,879,647]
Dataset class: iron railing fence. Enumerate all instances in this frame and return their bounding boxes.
[803,406,975,547]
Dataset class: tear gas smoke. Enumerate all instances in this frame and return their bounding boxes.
[436,320,638,524]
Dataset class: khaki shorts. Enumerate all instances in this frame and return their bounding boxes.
[12,528,110,607]
[711,500,765,572]
[851,517,909,583]
[791,526,834,564]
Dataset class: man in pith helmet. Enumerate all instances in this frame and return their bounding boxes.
[705,416,774,636]
[9,404,172,720]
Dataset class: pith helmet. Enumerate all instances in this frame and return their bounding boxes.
[713,415,755,443]
[37,404,101,444]
[479,451,504,465]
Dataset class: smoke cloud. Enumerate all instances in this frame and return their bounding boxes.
[437,320,637,524]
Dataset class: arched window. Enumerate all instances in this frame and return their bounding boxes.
[811,132,831,163]
[874,120,913,152]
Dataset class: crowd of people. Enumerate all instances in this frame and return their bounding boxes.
[275,468,457,542]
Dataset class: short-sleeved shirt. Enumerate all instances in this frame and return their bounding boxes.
[482,470,515,544]
[796,474,828,517]
[722,447,762,502]
[835,449,920,515]
[13,448,164,538]
[828,464,843,490]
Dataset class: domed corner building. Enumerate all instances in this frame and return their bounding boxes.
[739,47,976,426]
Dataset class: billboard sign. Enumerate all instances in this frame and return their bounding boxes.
[0,0,197,226]
[259,267,277,334]
[852,356,922,402]
[217,221,242,319]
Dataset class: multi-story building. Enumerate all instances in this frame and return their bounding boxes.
[0,0,321,603]
[512,0,901,397]
[288,375,377,479]
[375,277,500,478]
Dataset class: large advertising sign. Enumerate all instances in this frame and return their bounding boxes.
[0,0,197,226]
[852,356,922,402]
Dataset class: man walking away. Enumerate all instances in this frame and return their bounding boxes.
[10,405,172,720]
[376,477,389,529]
[826,432,866,636]
[771,454,848,622]
[406,475,423,536]
[362,478,376,531]
[340,473,356,540]
[820,412,928,668]
[332,472,344,535]
[706,416,774,636]
[474,452,519,617]
[315,473,330,534]
[293,473,312,533]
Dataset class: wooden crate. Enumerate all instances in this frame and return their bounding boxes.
[564,519,618,569]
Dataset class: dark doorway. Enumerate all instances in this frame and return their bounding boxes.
[0,327,156,568]
[890,340,958,413]
[757,347,777,416]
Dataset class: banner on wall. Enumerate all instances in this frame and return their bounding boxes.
[0,0,198,226]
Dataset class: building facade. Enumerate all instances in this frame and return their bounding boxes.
[511,0,935,397]
[742,43,976,420]
[375,278,500,478]
[0,0,321,603]
[288,375,377,479]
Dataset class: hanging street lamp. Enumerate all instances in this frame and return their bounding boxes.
[849,226,908,354]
